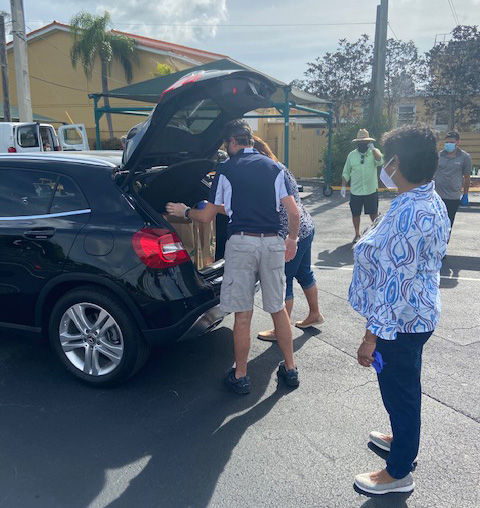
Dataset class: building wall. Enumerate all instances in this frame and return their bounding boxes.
[254,119,327,179]
[6,29,208,144]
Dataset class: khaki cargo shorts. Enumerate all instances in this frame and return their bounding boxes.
[220,233,286,314]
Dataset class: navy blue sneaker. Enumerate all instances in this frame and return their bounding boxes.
[225,368,251,394]
[277,361,299,388]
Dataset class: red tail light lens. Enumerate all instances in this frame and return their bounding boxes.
[161,71,204,99]
[132,228,190,269]
[7,147,16,153]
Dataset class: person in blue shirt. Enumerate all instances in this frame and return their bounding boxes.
[349,125,450,495]
[166,120,301,394]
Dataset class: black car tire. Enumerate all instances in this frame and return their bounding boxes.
[48,286,151,387]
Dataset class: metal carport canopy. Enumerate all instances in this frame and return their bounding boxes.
[89,58,334,191]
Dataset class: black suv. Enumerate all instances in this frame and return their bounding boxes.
[0,70,276,386]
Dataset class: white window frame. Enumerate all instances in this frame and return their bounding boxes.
[396,104,416,126]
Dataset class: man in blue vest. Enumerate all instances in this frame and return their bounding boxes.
[166,119,300,394]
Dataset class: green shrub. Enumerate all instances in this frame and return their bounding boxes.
[100,137,123,150]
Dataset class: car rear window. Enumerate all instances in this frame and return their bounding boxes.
[17,125,40,148]
[169,98,222,135]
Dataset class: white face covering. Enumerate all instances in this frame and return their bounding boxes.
[379,156,397,189]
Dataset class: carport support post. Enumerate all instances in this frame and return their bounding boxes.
[93,95,102,150]
[326,112,333,187]
[283,86,290,168]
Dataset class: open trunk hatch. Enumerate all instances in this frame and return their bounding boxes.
[123,69,277,271]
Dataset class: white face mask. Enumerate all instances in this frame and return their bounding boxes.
[380,156,397,189]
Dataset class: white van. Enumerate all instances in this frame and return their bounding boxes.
[0,122,89,153]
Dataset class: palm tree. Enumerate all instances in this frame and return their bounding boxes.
[70,11,138,140]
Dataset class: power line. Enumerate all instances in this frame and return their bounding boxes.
[447,0,460,26]
[7,66,90,92]
[388,22,399,41]
[113,22,376,27]
[25,20,376,28]
[450,0,460,24]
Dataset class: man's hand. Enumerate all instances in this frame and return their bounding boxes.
[285,237,298,262]
[166,202,188,217]
[368,142,375,151]
[341,186,346,198]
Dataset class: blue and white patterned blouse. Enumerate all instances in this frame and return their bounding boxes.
[348,181,450,341]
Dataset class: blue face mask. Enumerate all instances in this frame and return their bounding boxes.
[445,142,457,153]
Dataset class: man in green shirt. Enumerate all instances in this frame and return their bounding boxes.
[341,129,384,243]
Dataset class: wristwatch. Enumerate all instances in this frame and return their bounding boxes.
[184,207,192,219]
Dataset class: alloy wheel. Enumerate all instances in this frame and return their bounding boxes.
[59,302,124,376]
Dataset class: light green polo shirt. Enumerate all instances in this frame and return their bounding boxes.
[342,148,384,196]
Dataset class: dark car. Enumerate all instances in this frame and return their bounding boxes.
[0,70,276,386]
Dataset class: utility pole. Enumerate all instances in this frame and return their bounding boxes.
[0,12,11,122]
[10,0,32,122]
[369,0,388,129]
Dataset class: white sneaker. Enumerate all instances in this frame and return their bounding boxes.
[369,431,391,452]
[369,431,418,463]
[354,472,415,495]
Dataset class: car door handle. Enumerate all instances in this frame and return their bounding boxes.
[23,227,56,239]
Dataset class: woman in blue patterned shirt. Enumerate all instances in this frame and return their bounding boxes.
[350,125,450,495]
[253,137,325,341]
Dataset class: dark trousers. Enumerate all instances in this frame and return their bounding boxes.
[375,331,433,479]
[442,198,461,228]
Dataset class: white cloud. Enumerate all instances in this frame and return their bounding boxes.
[95,0,228,43]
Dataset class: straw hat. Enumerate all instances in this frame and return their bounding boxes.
[352,129,376,142]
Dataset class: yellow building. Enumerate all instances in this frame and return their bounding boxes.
[5,21,229,143]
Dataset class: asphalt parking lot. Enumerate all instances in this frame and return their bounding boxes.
[0,183,479,508]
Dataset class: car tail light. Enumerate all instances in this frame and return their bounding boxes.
[7,147,16,153]
[132,228,190,269]
[161,71,204,99]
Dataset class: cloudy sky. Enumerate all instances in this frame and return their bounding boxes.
[3,0,480,83]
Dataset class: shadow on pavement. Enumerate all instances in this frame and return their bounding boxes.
[440,254,480,289]
[0,326,312,508]
[316,242,354,268]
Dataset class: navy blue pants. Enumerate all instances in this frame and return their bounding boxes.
[375,330,433,479]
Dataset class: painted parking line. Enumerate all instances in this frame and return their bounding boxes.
[312,265,480,283]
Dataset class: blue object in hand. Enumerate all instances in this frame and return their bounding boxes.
[460,193,469,207]
[196,200,208,210]
[372,351,386,374]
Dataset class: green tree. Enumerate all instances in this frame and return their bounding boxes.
[70,11,139,140]
[295,36,423,130]
[297,35,373,129]
[423,25,480,130]
[153,62,174,77]
[384,39,423,127]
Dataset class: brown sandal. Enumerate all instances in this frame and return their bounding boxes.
[257,330,277,342]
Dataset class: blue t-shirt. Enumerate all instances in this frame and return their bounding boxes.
[208,148,292,236]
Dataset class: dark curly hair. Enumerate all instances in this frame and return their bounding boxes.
[222,119,254,147]
[382,124,439,183]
